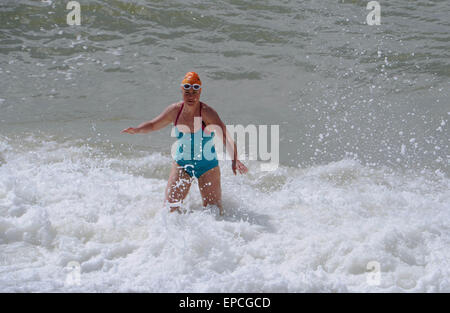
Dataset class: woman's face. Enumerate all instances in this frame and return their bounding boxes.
[181,87,201,106]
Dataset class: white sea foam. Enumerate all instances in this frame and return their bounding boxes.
[0,136,448,292]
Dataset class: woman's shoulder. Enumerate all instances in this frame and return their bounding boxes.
[170,101,184,110]
[158,101,183,124]
[201,102,219,117]
[166,101,183,115]
[200,102,221,125]
[200,101,217,114]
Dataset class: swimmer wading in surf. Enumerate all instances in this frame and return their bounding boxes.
[121,72,248,215]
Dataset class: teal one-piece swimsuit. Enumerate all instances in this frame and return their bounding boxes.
[173,102,219,178]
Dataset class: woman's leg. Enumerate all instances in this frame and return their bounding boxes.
[165,162,193,213]
[197,166,223,215]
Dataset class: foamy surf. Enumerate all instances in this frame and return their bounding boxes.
[0,135,448,292]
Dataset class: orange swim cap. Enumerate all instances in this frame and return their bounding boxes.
[182,72,202,85]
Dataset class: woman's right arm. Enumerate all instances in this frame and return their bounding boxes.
[121,103,178,134]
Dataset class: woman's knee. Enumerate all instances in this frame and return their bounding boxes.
[202,193,221,206]
[166,178,191,201]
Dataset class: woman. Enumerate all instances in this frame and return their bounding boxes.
[121,72,248,215]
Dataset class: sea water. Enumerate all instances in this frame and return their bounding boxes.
[0,0,449,292]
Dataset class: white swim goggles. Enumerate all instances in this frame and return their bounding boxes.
[181,83,201,90]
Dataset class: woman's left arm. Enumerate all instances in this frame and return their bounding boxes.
[204,105,248,175]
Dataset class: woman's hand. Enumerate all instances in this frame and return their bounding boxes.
[121,127,140,134]
[232,159,248,175]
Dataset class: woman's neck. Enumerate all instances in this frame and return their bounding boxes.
[183,101,201,115]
